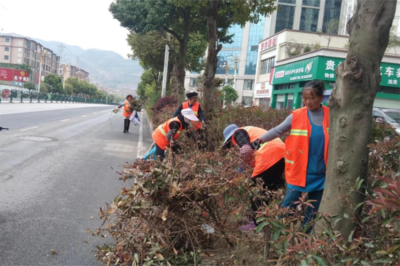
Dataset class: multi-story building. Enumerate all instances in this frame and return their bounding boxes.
[340,0,400,36]
[59,64,90,82]
[253,29,400,109]
[0,33,60,90]
[185,0,345,105]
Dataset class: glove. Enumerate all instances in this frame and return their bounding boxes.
[250,138,262,150]
[201,120,206,128]
[166,129,176,142]
[237,166,243,173]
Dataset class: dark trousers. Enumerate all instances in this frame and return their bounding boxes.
[124,118,130,132]
[155,143,182,161]
[282,189,324,234]
[250,158,285,224]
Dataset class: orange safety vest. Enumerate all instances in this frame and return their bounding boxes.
[152,117,183,150]
[182,101,202,130]
[123,100,132,117]
[284,106,330,187]
[231,126,266,146]
[251,137,286,178]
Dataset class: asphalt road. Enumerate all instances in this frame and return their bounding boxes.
[0,104,153,265]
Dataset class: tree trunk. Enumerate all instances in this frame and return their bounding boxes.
[170,63,179,98]
[202,0,222,117]
[319,0,396,240]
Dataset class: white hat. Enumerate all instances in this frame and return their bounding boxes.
[181,108,199,121]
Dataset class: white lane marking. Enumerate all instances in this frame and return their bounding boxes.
[81,115,87,117]
[137,112,144,159]
[61,119,70,122]
[20,126,38,132]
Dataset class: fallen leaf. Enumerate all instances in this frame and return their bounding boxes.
[83,240,88,244]
[50,249,57,254]
[90,216,93,220]
[156,253,164,260]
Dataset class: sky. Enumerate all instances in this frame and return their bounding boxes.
[0,0,131,58]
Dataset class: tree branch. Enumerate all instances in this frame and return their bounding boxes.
[162,27,182,43]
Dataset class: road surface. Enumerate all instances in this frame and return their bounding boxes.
[0,104,153,265]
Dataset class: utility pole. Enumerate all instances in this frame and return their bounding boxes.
[37,48,44,93]
[59,44,65,89]
[161,35,170,97]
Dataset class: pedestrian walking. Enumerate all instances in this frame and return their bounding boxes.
[258,80,329,233]
[222,124,286,231]
[118,95,133,133]
[152,109,199,161]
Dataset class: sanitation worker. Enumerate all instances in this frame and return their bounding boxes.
[118,94,133,133]
[152,108,199,161]
[258,80,329,233]
[222,124,286,231]
[173,90,205,130]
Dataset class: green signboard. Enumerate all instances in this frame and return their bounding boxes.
[272,56,400,88]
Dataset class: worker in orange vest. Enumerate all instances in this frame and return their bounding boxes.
[118,94,133,133]
[222,124,286,231]
[173,91,205,130]
[258,80,329,233]
[152,108,199,161]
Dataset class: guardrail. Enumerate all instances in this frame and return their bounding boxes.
[0,90,120,105]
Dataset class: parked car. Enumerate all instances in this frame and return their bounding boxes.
[373,108,400,135]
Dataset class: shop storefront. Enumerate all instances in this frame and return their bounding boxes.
[271,56,400,110]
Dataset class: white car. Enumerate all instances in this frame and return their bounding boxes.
[373,108,400,135]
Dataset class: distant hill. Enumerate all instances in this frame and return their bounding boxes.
[34,39,143,92]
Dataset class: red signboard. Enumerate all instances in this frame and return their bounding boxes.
[1,89,10,99]
[0,68,13,81]
[0,68,30,82]
[260,36,277,51]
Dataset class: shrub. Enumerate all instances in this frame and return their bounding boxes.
[303,45,311,53]
[95,105,400,265]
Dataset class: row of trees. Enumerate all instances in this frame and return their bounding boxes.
[23,74,111,101]
[110,0,277,113]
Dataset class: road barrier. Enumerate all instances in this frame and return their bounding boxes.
[0,90,120,105]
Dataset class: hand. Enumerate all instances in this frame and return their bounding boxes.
[250,139,262,150]
[118,105,122,108]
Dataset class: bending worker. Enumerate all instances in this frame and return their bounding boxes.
[152,108,199,161]
[173,90,205,129]
[222,124,286,231]
[258,80,329,233]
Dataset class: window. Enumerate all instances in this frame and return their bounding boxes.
[4,46,9,51]
[260,57,275,75]
[189,78,198,88]
[302,0,320,7]
[323,0,342,32]
[300,8,319,32]
[242,96,253,106]
[380,86,400,95]
[275,5,296,33]
[286,99,294,109]
[279,0,296,3]
[276,83,296,90]
[4,55,9,60]
[5,37,10,42]
[243,80,254,90]
[245,16,265,75]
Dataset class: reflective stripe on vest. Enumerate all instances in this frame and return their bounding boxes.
[284,106,330,187]
[152,117,183,150]
[182,101,199,116]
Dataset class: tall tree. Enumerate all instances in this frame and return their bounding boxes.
[319,0,397,239]
[200,0,277,115]
[110,0,206,103]
[127,31,206,96]
[44,74,63,94]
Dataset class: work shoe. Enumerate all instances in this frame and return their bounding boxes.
[238,222,256,231]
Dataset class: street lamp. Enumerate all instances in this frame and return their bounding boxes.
[220,61,231,85]
[229,53,240,90]
[219,61,231,107]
